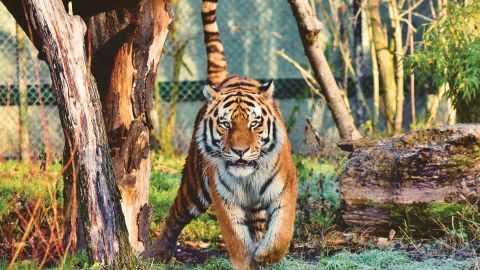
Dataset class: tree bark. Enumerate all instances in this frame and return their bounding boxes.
[352,0,368,125]
[364,5,381,131]
[288,0,363,140]
[340,124,480,232]
[368,0,397,133]
[8,0,136,267]
[72,0,173,252]
[388,0,405,134]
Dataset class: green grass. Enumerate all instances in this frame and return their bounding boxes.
[146,249,478,270]
[0,161,62,219]
[1,154,479,269]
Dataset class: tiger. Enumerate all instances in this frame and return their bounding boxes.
[148,0,298,269]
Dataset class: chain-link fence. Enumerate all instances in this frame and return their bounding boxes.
[0,3,63,159]
[0,1,335,158]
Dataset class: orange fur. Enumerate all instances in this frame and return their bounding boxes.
[148,1,297,269]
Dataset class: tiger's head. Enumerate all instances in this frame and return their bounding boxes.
[196,75,284,177]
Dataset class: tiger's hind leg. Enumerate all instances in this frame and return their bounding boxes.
[147,174,211,262]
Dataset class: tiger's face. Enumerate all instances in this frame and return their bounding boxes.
[197,76,282,177]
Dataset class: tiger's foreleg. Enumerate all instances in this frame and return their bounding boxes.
[211,192,257,269]
[253,180,296,265]
[147,176,211,262]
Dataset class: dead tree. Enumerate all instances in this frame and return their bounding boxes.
[2,0,136,267]
[71,0,173,252]
[340,124,480,232]
[288,0,363,140]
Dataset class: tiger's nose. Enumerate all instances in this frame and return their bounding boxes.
[231,146,250,157]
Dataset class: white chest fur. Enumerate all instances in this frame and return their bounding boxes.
[214,157,285,209]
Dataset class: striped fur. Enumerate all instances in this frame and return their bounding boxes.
[202,0,228,86]
[149,2,297,269]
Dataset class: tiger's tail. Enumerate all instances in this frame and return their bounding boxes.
[202,0,229,86]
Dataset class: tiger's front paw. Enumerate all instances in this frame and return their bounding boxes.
[253,241,287,265]
[253,247,269,265]
[253,245,277,265]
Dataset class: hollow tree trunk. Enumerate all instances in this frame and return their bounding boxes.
[288,0,363,140]
[340,124,480,232]
[72,0,173,252]
[6,0,136,267]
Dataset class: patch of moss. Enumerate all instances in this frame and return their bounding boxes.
[379,201,479,238]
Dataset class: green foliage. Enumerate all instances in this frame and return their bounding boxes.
[408,1,480,122]
[149,169,181,231]
[295,156,340,232]
[380,202,480,240]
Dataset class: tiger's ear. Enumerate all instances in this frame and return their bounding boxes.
[203,84,219,101]
[259,80,274,99]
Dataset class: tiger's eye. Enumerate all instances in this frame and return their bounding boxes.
[250,121,260,128]
[220,121,231,129]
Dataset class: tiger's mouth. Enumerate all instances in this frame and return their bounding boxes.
[226,159,256,168]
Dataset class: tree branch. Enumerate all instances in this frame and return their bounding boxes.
[288,0,363,140]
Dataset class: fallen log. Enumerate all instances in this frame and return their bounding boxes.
[340,124,480,233]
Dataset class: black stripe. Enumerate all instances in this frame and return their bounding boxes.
[213,108,218,117]
[223,99,236,108]
[223,87,257,94]
[267,123,277,152]
[260,167,280,195]
[201,179,212,205]
[224,82,257,89]
[218,174,233,194]
[179,196,196,221]
[208,118,219,147]
[201,9,216,17]
[223,93,240,100]
[249,218,267,224]
[267,118,271,135]
[268,205,284,222]
[249,205,267,212]
[207,60,226,69]
[203,15,217,24]
[242,100,255,107]
[204,30,220,35]
[208,69,225,74]
[185,179,203,212]
[206,44,223,54]
[205,35,220,43]
[279,182,288,197]
[261,108,267,116]
[237,218,249,226]
[219,76,237,87]
[203,119,212,153]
